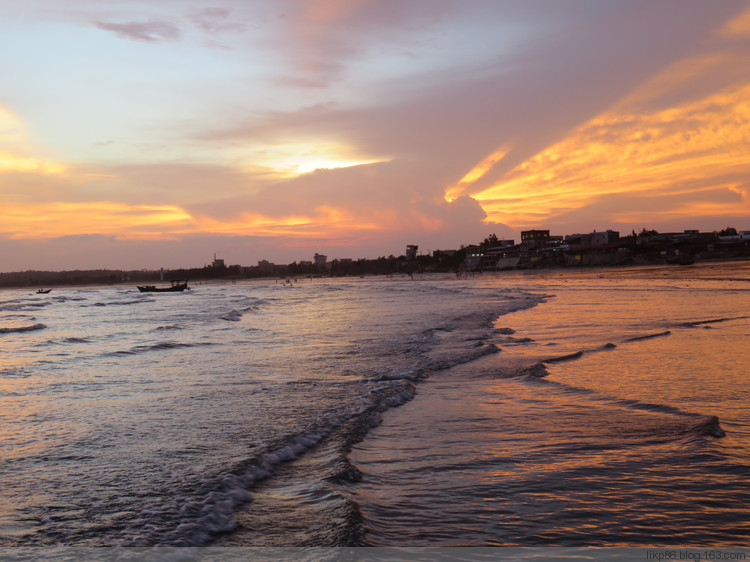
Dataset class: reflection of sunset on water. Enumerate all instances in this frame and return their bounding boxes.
[351,263,750,546]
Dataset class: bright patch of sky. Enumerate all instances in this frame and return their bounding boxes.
[0,1,544,170]
[0,15,280,164]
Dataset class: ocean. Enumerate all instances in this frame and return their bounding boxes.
[0,262,748,548]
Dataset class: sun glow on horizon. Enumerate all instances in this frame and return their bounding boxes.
[245,142,386,178]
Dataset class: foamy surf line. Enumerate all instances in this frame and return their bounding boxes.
[127,379,417,547]
[129,294,545,547]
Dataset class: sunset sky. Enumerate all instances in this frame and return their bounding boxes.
[2,0,749,271]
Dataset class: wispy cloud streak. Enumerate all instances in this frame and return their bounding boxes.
[95,20,180,42]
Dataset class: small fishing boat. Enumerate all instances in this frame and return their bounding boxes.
[136,280,189,293]
[36,288,52,294]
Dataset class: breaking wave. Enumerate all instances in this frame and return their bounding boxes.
[126,379,417,546]
[524,368,726,438]
[222,310,243,322]
[109,341,214,356]
[682,316,749,327]
[0,301,51,312]
[89,298,152,307]
[625,330,671,342]
[0,323,47,334]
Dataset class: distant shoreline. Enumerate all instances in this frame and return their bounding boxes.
[2,256,749,291]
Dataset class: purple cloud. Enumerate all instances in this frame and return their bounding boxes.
[95,20,180,42]
[189,7,245,34]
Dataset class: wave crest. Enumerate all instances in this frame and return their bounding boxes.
[0,323,46,334]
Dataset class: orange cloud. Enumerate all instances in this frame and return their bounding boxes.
[0,105,68,175]
[0,151,68,175]
[611,198,745,224]
[721,6,750,37]
[445,145,510,203]
[0,197,396,242]
[0,202,194,239]
[465,82,750,227]
[193,205,384,238]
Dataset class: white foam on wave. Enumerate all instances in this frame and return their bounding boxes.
[135,379,417,547]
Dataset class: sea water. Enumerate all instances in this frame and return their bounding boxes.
[349,263,750,547]
[0,263,748,547]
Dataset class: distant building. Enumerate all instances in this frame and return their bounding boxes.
[565,233,584,245]
[718,230,750,242]
[566,230,620,247]
[212,254,225,268]
[257,260,275,274]
[433,249,457,257]
[588,230,619,245]
[465,245,483,270]
[520,230,550,250]
[406,245,419,260]
[314,253,328,271]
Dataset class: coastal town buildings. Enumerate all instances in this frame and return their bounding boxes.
[718,230,750,243]
[520,229,551,251]
[2,228,748,288]
[465,228,750,272]
[565,230,620,246]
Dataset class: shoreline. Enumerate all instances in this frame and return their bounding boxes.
[3,255,750,291]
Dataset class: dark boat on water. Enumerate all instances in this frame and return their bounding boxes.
[36,288,52,294]
[137,280,189,293]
